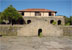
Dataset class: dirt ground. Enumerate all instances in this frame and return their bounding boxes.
[0,36,72,50]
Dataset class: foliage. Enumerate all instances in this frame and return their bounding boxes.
[52,21,56,25]
[70,16,72,25]
[1,5,22,24]
[65,22,70,26]
[39,32,43,38]
[0,12,1,15]
[0,12,2,23]
[0,13,3,23]
[0,19,3,24]
[64,16,72,25]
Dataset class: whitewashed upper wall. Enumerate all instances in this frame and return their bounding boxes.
[19,12,56,17]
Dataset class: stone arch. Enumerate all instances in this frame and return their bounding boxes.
[58,20,61,25]
[38,29,42,36]
[27,20,31,24]
[17,18,26,25]
[50,20,54,24]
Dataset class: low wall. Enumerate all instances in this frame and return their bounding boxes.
[60,26,72,36]
[0,25,72,36]
[0,25,23,36]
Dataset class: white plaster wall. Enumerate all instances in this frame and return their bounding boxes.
[44,12,48,16]
[52,12,56,16]
[23,12,56,17]
[24,12,31,16]
[30,12,35,16]
[41,12,44,16]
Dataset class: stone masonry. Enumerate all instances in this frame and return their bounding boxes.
[17,20,63,36]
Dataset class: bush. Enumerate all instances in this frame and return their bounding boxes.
[52,21,56,25]
[0,17,3,24]
[65,23,70,26]
[39,32,43,38]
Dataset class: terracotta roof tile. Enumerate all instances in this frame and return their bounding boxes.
[18,8,57,13]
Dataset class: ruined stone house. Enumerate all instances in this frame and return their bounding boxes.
[17,9,65,36]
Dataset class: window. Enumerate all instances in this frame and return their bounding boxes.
[22,12,24,16]
[51,13,54,16]
[49,12,52,16]
[35,12,41,16]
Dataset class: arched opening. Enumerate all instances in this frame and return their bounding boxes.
[12,19,17,25]
[38,29,42,36]
[58,20,61,25]
[50,20,54,24]
[1,22,6,24]
[27,20,31,24]
[17,18,26,25]
[18,19,25,24]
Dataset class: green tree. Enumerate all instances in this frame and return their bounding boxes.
[70,16,72,25]
[0,12,2,23]
[64,16,70,25]
[1,5,22,25]
[0,12,1,15]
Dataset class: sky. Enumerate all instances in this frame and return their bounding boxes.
[0,0,72,17]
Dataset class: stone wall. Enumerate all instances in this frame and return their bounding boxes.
[0,25,23,36]
[0,25,72,36]
[17,20,63,36]
[23,17,65,25]
[60,26,72,36]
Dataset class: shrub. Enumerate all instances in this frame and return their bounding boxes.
[52,21,56,25]
[39,32,43,38]
[65,23,70,26]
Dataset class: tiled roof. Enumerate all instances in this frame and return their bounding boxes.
[18,8,57,13]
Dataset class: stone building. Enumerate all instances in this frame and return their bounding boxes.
[18,9,65,25]
[17,9,65,36]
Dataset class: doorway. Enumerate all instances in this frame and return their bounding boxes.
[38,29,42,36]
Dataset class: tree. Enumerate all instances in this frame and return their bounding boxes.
[0,12,2,23]
[64,16,70,25]
[70,16,72,25]
[1,5,22,25]
[0,12,1,15]
[64,16,72,25]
